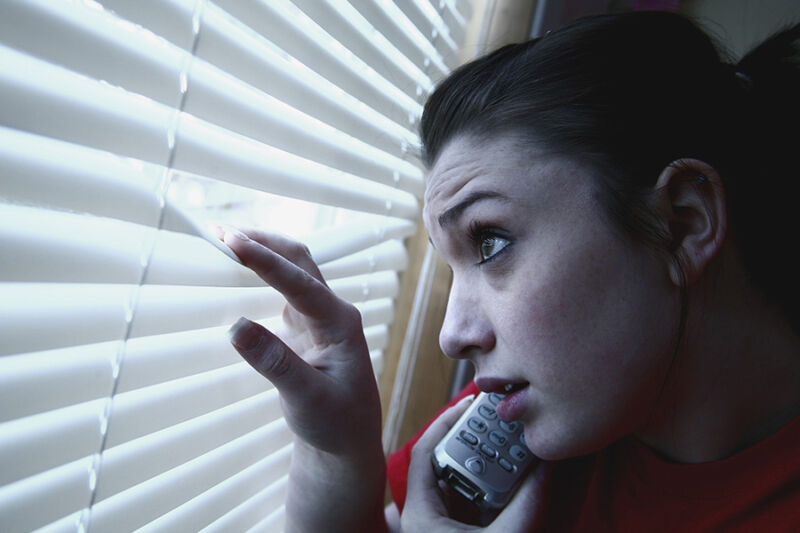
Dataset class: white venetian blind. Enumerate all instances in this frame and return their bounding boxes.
[0,0,473,531]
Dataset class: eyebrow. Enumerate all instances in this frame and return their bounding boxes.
[437,190,508,228]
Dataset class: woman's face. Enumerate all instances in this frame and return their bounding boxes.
[423,135,681,460]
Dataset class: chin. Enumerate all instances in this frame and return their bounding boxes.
[524,425,608,462]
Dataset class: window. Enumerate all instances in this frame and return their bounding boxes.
[0,0,474,531]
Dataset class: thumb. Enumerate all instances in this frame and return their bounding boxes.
[228,317,319,403]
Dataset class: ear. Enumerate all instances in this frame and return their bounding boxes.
[653,159,728,286]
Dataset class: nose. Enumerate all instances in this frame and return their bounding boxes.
[439,278,496,359]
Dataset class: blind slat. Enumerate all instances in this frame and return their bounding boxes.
[197,3,418,158]
[186,59,424,196]
[0,204,150,284]
[0,273,397,355]
[349,0,448,79]
[0,0,184,108]
[0,0,470,530]
[319,239,409,280]
[244,506,285,533]
[0,126,162,225]
[214,0,421,128]
[197,475,288,533]
[141,466,289,533]
[397,0,459,65]
[106,362,268,449]
[0,342,116,422]
[97,0,198,52]
[0,399,106,487]
[118,297,392,394]
[0,46,419,218]
[0,457,94,533]
[0,0,425,196]
[0,283,131,357]
[291,0,433,98]
[96,389,282,501]
[88,425,293,533]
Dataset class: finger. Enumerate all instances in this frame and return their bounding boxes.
[223,230,341,324]
[404,395,476,516]
[238,228,328,287]
[228,316,324,404]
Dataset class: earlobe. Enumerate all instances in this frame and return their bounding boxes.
[654,159,728,286]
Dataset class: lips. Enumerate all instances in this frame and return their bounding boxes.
[474,376,530,422]
[474,376,529,395]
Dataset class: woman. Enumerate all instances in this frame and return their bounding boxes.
[225,11,800,532]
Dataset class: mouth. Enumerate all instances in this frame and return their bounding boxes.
[474,376,529,395]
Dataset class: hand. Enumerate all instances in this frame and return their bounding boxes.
[223,227,382,456]
[401,397,552,532]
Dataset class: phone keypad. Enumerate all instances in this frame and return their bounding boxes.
[453,394,533,485]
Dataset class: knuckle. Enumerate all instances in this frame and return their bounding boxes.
[259,343,293,380]
[287,242,313,263]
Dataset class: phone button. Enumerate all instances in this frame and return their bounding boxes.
[480,443,498,459]
[465,456,486,474]
[468,417,488,433]
[499,420,520,434]
[489,431,508,447]
[498,457,515,473]
[478,405,497,420]
[488,392,503,405]
[509,445,529,462]
[459,430,479,446]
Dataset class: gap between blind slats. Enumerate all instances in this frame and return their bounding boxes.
[0,0,184,108]
[87,425,293,533]
[186,50,424,196]
[0,46,419,219]
[0,272,398,355]
[116,298,392,395]
[213,0,421,129]
[95,389,282,502]
[0,127,225,258]
[397,0,459,66]
[195,475,288,533]
[0,296,392,422]
[246,508,286,533]
[0,203,412,286]
[290,0,434,98]
[195,2,419,159]
[354,0,450,77]
[0,400,106,487]
[0,0,425,188]
[139,468,288,533]
[0,328,383,492]
[99,0,421,156]
[97,0,199,52]
[0,342,116,423]
[109,324,385,450]
[350,0,448,80]
[0,456,94,533]
[440,0,467,47]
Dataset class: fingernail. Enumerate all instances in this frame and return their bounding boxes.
[220,224,250,242]
[228,317,261,351]
[454,394,475,407]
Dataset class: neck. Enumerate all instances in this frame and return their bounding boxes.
[637,258,800,463]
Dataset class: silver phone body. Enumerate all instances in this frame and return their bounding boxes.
[431,392,535,510]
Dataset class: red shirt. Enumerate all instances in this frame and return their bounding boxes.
[387,382,800,532]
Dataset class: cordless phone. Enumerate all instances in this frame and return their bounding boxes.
[431,392,535,509]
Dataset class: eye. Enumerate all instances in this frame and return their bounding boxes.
[478,234,510,262]
[468,221,511,264]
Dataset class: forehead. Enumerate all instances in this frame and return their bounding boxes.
[424,135,524,215]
